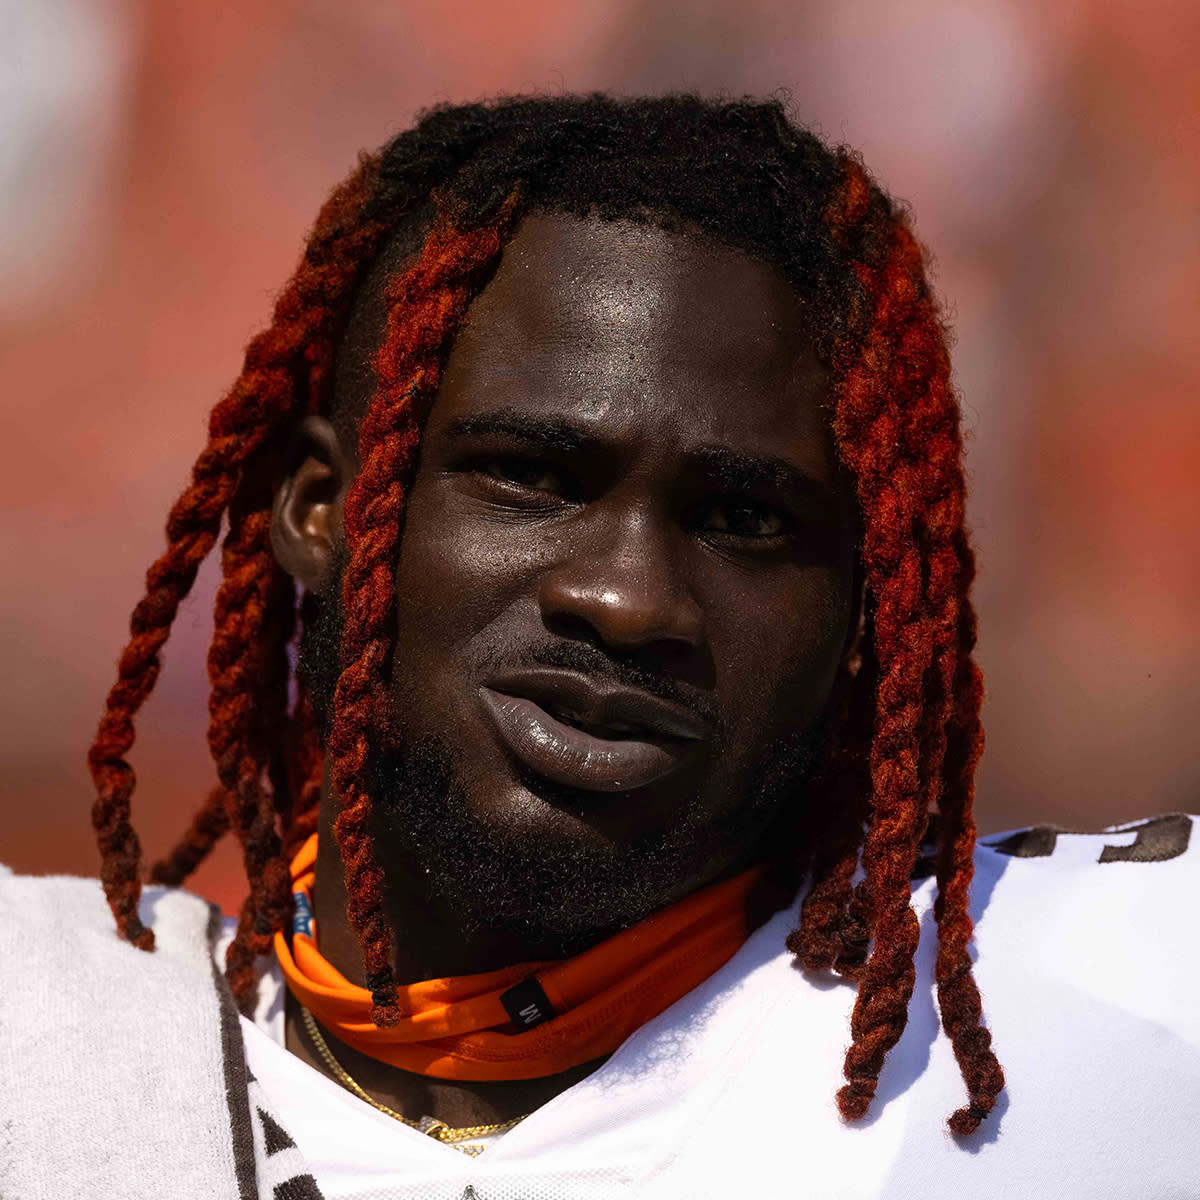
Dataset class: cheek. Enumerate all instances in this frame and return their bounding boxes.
[706,566,851,748]
[388,481,535,664]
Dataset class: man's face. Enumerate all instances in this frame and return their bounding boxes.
[359,213,857,947]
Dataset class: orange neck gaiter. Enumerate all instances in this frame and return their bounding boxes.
[275,834,770,1081]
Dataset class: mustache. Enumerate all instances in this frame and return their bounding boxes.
[478,639,726,743]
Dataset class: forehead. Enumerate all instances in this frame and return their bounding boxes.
[428,212,835,477]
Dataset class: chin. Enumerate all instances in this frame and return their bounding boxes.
[367,718,817,949]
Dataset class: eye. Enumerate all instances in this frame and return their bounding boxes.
[700,499,787,538]
[482,456,562,494]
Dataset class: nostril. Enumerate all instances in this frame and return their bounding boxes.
[542,610,608,648]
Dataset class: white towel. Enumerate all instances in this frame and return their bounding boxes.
[0,865,282,1199]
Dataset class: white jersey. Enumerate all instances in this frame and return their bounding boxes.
[235,813,1200,1200]
[2,813,1198,1199]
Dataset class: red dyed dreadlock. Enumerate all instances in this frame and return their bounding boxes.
[89,152,392,952]
[326,193,521,1024]
[88,95,1002,1134]
[792,156,1003,1132]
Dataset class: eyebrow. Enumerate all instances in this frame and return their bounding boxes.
[443,409,589,454]
[442,406,839,511]
[689,445,840,512]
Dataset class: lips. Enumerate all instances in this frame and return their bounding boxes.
[479,667,707,792]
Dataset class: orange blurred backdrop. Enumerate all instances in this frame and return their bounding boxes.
[3,0,1198,915]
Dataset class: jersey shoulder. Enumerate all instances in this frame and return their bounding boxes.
[957,813,1200,1046]
[963,811,1200,943]
[977,811,1196,868]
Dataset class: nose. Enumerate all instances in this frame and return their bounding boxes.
[537,506,704,652]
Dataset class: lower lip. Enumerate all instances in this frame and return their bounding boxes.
[478,687,693,792]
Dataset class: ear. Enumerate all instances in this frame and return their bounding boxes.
[270,415,354,593]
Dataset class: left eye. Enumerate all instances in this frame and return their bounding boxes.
[701,501,786,537]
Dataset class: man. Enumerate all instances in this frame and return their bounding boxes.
[2,95,1197,1199]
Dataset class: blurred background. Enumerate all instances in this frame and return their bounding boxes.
[3,0,1198,914]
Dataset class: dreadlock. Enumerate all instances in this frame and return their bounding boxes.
[88,93,1003,1133]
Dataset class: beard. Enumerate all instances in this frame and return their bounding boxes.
[366,726,821,956]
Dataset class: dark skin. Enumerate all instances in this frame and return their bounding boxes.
[270,213,857,1131]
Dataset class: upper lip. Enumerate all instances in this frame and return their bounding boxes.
[482,667,709,743]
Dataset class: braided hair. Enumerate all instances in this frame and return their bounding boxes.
[88,93,1003,1132]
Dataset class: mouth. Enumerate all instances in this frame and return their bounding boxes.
[478,668,707,793]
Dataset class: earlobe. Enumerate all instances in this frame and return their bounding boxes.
[270,415,352,593]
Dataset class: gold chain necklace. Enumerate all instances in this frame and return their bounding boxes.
[299,1007,529,1157]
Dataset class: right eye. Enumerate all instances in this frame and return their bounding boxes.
[481,456,563,494]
